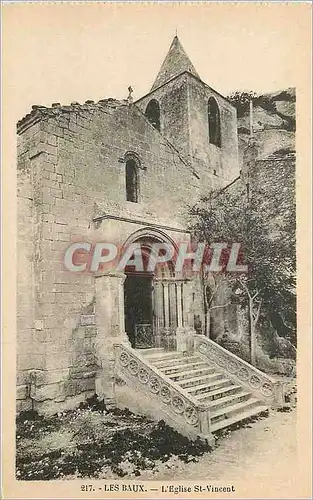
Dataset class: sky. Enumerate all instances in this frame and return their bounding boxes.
[2,2,310,122]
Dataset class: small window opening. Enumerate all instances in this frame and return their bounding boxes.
[126,159,138,202]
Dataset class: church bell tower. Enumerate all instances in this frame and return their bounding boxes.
[135,36,239,186]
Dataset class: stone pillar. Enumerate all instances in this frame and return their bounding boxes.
[169,282,177,328]
[153,280,163,347]
[153,280,162,330]
[163,282,170,328]
[198,405,215,446]
[176,281,183,328]
[94,271,129,407]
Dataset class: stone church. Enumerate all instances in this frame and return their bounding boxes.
[17,36,284,442]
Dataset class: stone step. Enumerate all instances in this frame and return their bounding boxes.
[162,361,208,375]
[168,367,216,382]
[211,404,269,432]
[208,390,251,411]
[138,348,164,356]
[143,351,184,362]
[194,384,242,402]
[186,379,235,396]
[210,398,261,424]
[179,372,226,389]
[151,356,200,368]
[131,346,269,438]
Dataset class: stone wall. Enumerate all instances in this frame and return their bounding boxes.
[136,74,191,159]
[16,99,209,411]
[136,72,240,190]
[188,77,239,184]
[17,126,44,410]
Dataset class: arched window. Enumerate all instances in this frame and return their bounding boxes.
[126,159,138,202]
[208,97,221,147]
[145,99,160,131]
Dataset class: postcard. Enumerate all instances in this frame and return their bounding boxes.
[1,2,312,498]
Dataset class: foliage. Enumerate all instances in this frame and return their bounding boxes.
[189,156,296,351]
[274,90,296,102]
[16,399,212,480]
[227,90,296,132]
[227,91,256,118]
[227,90,277,116]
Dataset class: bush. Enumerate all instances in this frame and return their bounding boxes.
[78,394,106,412]
[255,351,296,376]
[16,403,212,480]
[227,91,256,118]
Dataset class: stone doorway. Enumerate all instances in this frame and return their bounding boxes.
[121,231,192,351]
[124,273,154,348]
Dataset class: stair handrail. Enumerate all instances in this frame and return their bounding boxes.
[114,342,212,439]
[193,335,284,406]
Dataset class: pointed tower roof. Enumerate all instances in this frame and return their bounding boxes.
[151,36,201,91]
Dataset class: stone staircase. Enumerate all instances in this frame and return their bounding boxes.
[115,336,284,443]
[140,348,269,433]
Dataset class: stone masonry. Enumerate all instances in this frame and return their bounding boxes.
[16,36,240,413]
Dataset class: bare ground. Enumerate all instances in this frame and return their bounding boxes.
[16,398,296,481]
[137,408,296,481]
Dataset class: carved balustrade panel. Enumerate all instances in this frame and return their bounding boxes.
[115,343,211,435]
[194,335,284,405]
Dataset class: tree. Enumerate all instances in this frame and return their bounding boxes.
[189,162,296,364]
[201,271,230,338]
[227,91,256,118]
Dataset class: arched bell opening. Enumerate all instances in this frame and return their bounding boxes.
[145,99,161,131]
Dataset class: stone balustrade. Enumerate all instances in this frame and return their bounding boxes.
[193,335,284,406]
[114,343,214,444]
